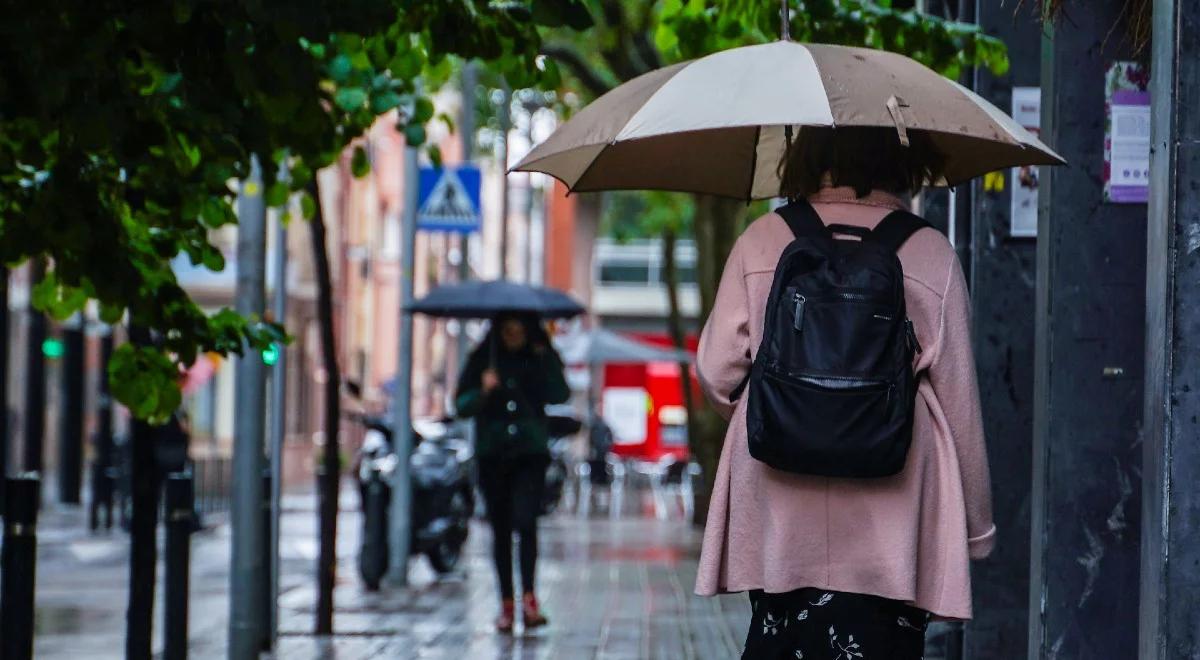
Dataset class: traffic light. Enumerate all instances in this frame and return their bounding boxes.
[42,337,65,359]
[261,343,280,366]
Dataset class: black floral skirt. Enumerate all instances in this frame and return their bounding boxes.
[742,588,929,660]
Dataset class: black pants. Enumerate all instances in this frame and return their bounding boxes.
[478,456,547,601]
[743,587,930,660]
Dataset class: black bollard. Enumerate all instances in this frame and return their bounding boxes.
[1,474,41,660]
[163,471,194,660]
[261,468,273,651]
[90,334,117,531]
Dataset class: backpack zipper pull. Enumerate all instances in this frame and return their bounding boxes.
[905,318,923,354]
[792,293,806,331]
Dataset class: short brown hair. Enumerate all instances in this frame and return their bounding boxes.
[777,127,945,199]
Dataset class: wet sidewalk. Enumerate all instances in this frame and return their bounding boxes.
[30,493,751,659]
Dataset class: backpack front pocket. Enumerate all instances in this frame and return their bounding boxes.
[747,369,910,478]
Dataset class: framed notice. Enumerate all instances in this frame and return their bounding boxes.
[1010,87,1041,237]
[1104,62,1151,204]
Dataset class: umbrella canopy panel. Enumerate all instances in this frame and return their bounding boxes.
[556,327,695,365]
[408,280,585,319]
[515,41,1064,199]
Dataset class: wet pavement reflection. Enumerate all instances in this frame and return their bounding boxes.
[32,492,750,659]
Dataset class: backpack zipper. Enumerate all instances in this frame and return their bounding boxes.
[792,293,807,331]
[905,318,923,354]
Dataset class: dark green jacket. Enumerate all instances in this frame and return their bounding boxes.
[454,343,570,460]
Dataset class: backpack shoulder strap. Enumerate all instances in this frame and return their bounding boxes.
[867,210,931,253]
[775,199,827,239]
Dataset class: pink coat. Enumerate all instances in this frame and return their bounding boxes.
[694,187,994,620]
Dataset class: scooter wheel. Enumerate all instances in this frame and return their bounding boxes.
[427,540,462,574]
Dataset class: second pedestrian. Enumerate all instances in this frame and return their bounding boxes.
[455,312,570,633]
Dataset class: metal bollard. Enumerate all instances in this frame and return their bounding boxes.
[163,471,195,660]
[1,474,41,660]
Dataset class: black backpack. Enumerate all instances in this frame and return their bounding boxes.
[742,199,928,478]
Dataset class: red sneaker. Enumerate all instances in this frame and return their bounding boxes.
[522,593,548,628]
[496,598,515,633]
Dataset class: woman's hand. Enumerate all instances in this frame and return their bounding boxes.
[481,368,500,393]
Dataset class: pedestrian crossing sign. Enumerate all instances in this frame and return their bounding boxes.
[417,165,482,233]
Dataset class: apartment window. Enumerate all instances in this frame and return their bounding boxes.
[598,261,652,286]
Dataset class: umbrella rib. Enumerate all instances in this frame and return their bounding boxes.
[565,141,611,196]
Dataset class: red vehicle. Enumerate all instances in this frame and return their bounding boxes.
[600,334,699,463]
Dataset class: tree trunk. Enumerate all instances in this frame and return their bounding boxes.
[661,227,700,509]
[125,325,160,660]
[308,181,341,635]
[687,194,746,524]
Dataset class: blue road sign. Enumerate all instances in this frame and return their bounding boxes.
[416,165,482,233]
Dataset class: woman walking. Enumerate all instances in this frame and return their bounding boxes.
[455,313,570,633]
[695,127,995,659]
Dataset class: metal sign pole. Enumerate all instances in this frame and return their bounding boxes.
[228,156,268,659]
[456,64,477,386]
[388,144,420,587]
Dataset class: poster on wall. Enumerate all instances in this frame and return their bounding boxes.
[1010,87,1041,238]
[601,387,648,446]
[1105,61,1151,204]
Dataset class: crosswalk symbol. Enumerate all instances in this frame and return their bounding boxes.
[417,166,482,233]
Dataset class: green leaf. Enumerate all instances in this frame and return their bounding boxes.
[201,245,225,271]
[426,144,443,168]
[389,50,422,79]
[200,197,235,228]
[403,123,427,147]
[291,160,313,184]
[351,146,370,178]
[32,271,89,320]
[371,90,402,115]
[412,96,435,124]
[654,23,680,55]
[301,192,317,219]
[334,87,367,112]
[265,181,290,207]
[99,302,125,324]
[329,54,353,83]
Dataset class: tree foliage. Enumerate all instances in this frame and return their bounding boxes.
[657,0,1009,79]
[542,0,1008,103]
[0,0,588,421]
[602,191,695,240]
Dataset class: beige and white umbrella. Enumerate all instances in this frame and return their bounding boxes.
[513,41,1064,199]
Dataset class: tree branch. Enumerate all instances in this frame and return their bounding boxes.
[598,0,646,82]
[541,44,613,98]
[632,32,662,72]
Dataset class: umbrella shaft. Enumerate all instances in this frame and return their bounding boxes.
[780,0,790,40]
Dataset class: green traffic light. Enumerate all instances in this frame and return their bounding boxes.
[261,343,280,366]
[42,337,65,359]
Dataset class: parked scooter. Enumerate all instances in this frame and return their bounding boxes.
[352,413,474,591]
[541,412,582,515]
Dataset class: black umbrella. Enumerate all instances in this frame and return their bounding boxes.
[408,280,585,319]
